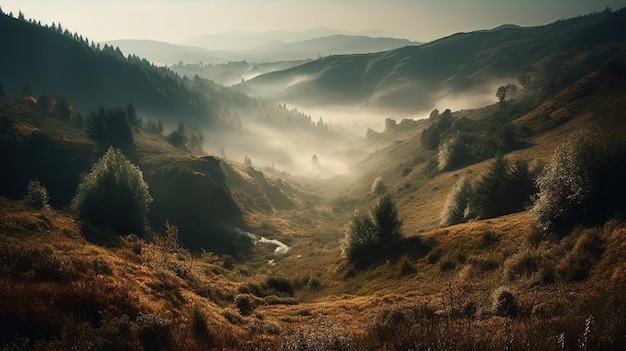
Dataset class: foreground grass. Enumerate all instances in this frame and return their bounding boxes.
[1,196,625,350]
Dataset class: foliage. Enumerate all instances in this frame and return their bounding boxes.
[440,156,540,226]
[503,248,541,280]
[370,176,386,195]
[372,193,403,243]
[265,276,295,297]
[437,136,470,171]
[532,128,626,236]
[86,106,134,146]
[235,294,254,315]
[470,155,540,220]
[342,210,378,265]
[420,108,452,150]
[154,221,181,254]
[71,147,152,236]
[491,286,517,317]
[166,121,188,148]
[342,194,402,266]
[555,227,605,282]
[496,85,508,108]
[440,177,472,226]
[23,179,51,210]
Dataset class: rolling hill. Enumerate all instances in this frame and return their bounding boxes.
[0,14,222,125]
[2,7,626,351]
[106,35,416,66]
[180,26,399,51]
[240,8,626,116]
[102,39,236,65]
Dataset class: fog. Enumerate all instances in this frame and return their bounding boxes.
[203,119,367,179]
[198,76,518,180]
[433,78,518,113]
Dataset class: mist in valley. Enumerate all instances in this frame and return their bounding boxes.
[195,75,518,181]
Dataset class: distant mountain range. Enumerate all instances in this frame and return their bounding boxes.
[180,26,399,51]
[105,33,418,65]
[102,39,235,66]
[239,9,626,115]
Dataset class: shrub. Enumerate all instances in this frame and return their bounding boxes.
[23,179,51,210]
[533,128,626,235]
[503,248,541,280]
[235,294,254,315]
[437,136,470,171]
[342,209,379,265]
[342,194,403,266]
[440,176,472,226]
[491,286,517,317]
[154,221,181,254]
[372,193,402,243]
[370,176,386,195]
[556,227,604,282]
[71,147,152,236]
[266,276,295,296]
[470,155,540,220]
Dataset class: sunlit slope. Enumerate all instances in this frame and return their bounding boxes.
[241,8,626,115]
[328,56,626,236]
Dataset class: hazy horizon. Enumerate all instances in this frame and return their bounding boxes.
[2,0,624,45]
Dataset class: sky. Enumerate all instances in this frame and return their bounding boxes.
[2,0,625,44]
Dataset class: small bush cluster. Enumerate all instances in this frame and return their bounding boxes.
[533,128,626,236]
[555,227,605,282]
[441,155,542,226]
[422,105,531,172]
[491,286,517,317]
[503,248,541,280]
[342,194,402,267]
[23,179,51,210]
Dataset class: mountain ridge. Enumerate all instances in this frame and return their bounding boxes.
[240,8,626,115]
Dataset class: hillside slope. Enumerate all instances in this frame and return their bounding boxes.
[0,14,221,125]
[241,8,626,115]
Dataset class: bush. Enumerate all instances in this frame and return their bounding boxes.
[342,194,403,266]
[342,209,379,265]
[470,155,538,219]
[71,147,152,236]
[503,248,541,280]
[556,227,604,282]
[23,179,51,210]
[533,128,626,235]
[372,193,402,243]
[265,276,295,296]
[440,176,472,226]
[235,294,254,315]
[491,286,517,317]
[440,156,540,226]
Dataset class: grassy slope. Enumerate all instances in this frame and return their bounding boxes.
[2,44,626,351]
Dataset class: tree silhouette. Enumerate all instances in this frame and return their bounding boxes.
[496,86,508,109]
[166,121,188,148]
